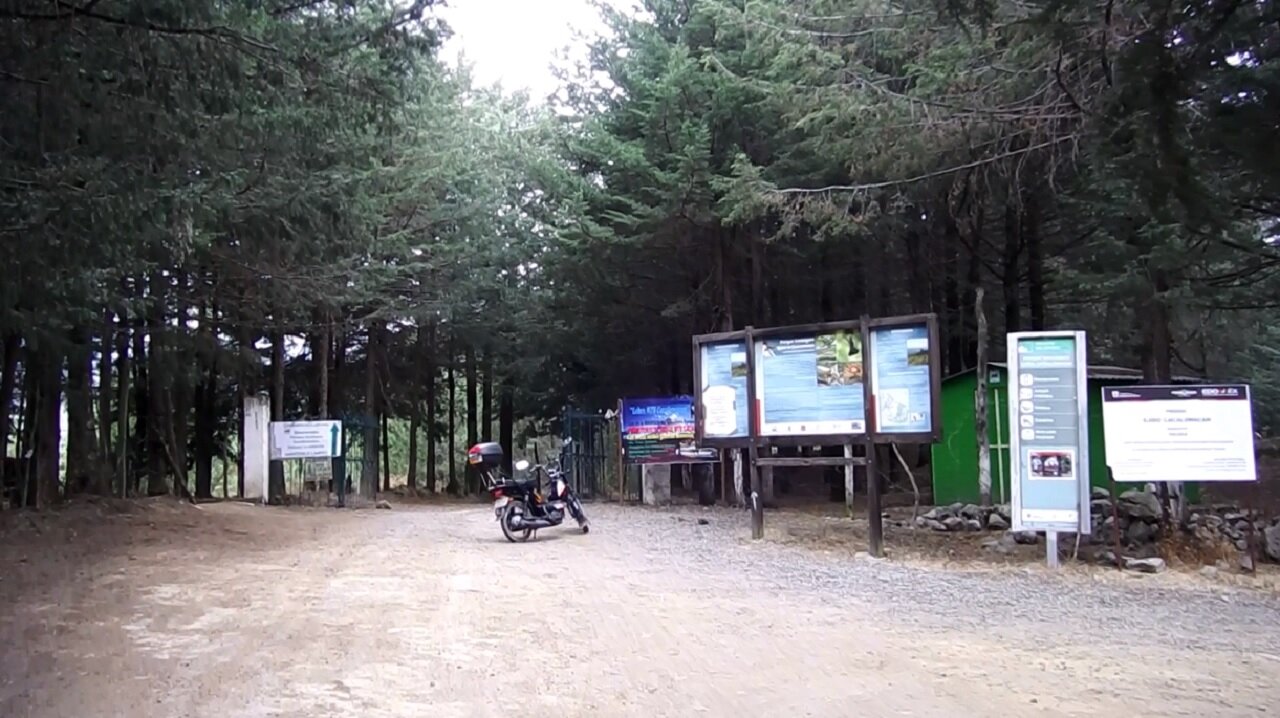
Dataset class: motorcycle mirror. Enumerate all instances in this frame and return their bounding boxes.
[563,438,573,447]
[515,459,530,471]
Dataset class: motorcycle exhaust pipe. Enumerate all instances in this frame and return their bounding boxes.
[510,517,556,530]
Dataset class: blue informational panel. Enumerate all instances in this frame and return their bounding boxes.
[754,331,866,437]
[868,322,933,435]
[620,396,718,464]
[1008,331,1091,534]
[698,340,750,440]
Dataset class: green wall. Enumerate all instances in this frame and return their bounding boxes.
[929,369,1197,505]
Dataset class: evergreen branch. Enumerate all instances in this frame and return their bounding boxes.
[769,136,1078,195]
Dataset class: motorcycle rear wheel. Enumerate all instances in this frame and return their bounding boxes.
[500,503,533,543]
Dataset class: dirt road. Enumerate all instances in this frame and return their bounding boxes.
[2,500,1278,717]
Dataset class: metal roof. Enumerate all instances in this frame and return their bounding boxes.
[945,362,1200,384]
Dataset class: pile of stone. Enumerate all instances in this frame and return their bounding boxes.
[914,488,1280,565]
[913,502,1012,532]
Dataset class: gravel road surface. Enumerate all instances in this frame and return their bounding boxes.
[2,500,1277,717]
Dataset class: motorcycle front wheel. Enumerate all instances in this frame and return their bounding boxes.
[570,497,590,534]
[500,503,533,543]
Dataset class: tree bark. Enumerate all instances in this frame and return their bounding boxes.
[0,332,21,494]
[1024,193,1046,330]
[425,323,438,493]
[268,328,286,503]
[361,324,381,499]
[499,374,514,479]
[465,344,478,495]
[975,287,992,506]
[330,325,345,497]
[116,325,131,498]
[97,313,115,475]
[481,350,493,443]
[193,358,217,499]
[1002,199,1022,333]
[34,349,64,508]
[447,338,457,496]
[65,326,95,494]
[381,411,391,492]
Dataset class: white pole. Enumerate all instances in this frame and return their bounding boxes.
[1046,530,1060,569]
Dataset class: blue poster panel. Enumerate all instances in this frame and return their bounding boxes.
[754,330,866,437]
[698,340,750,440]
[621,397,717,464]
[869,323,933,434]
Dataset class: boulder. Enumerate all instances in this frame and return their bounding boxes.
[375,499,392,510]
[965,518,983,532]
[1091,486,1111,500]
[983,534,1019,555]
[1090,499,1114,516]
[987,512,1011,531]
[1240,552,1256,572]
[1123,556,1167,574]
[1126,520,1157,545]
[1264,525,1280,562]
[959,504,983,521]
[942,516,966,532]
[1199,565,1219,579]
[1118,490,1162,520]
[1011,530,1039,545]
[925,519,948,532]
[922,506,945,521]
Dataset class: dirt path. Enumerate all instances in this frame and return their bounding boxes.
[2,501,1278,717]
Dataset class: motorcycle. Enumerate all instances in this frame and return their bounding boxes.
[467,440,590,543]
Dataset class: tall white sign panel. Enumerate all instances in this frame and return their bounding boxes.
[1102,385,1256,483]
[1007,332,1091,539]
[242,393,271,503]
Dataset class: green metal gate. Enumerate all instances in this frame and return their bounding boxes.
[561,408,616,499]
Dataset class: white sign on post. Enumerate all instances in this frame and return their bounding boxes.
[270,420,343,460]
[1102,384,1256,483]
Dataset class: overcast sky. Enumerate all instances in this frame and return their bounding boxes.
[437,0,611,100]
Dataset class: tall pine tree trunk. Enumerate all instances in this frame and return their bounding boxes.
[0,332,20,494]
[499,374,514,479]
[115,325,131,497]
[481,350,493,443]
[269,329,286,503]
[33,348,64,508]
[447,338,457,496]
[98,313,115,483]
[465,345,478,495]
[65,326,95,494]
[1024,192,1046,330]
[425,323,437,493]
[1002,199,1022,333]
[361,324,381,499]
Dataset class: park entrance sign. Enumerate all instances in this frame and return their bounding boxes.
[620,396,717,464]
[1102,385,1257,484]
[691,314,942,555]
[1006,331,1090,567]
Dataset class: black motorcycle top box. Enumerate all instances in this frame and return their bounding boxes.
[467,442,504,469]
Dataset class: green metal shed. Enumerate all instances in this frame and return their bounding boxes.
[930,363,1198,505]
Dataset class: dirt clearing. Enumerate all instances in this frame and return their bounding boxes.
[2,499,1278,717]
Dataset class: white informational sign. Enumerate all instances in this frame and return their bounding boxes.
[1007,331,1091,535]
[1102,384,1256,483]
[269,420,343,460]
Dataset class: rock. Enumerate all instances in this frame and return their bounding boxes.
[1126,520,1157,545]
[1240,552,1256,572]
[964,518,983,532]
[987,513,1010,531]
[1012,530,1039,545]
[925,519,948,532]
[913,516,929,529]
[375,499,392,510]
[1264,525,1280,562]
[942,516,966,532]
[1091,486,1111,500]
[697,518,710,525]
[922,507,944,520]
[1090,499,1113,516]
[1097,550,1119,566]
[854,551,886,562]
[1118,490,1162,520]
[1123,557,1167,574]
[1204,515,1225,529]
[984,534,1019,554]
[1199,566,1219,579]
[1223,512,1246,523]
[959,504,982,520]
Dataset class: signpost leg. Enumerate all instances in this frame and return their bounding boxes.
[748,444,763,540]
[1046,530,1060,569]
[843,443,855,517]
[866,440,883,558]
